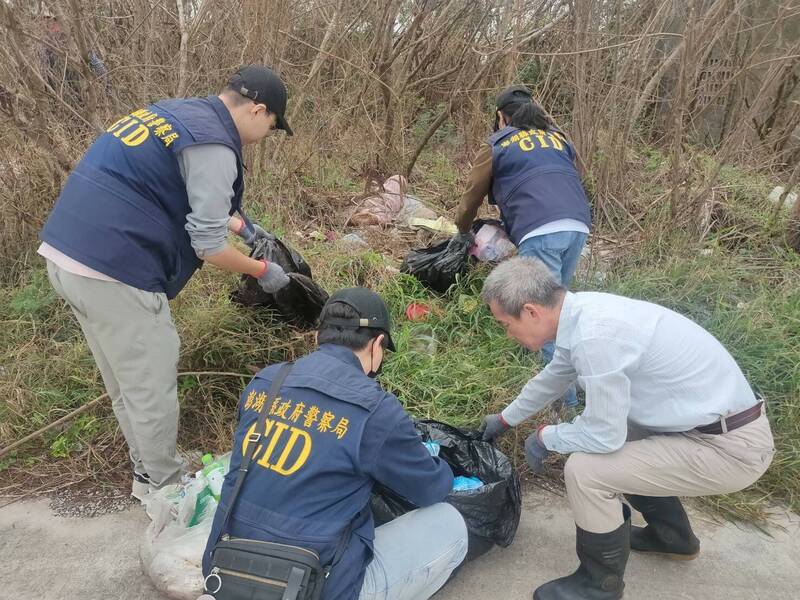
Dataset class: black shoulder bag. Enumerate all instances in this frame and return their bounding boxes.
[203,363,350,600]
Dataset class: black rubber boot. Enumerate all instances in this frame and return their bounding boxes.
[625,495,700,560]
[533,518,629,600]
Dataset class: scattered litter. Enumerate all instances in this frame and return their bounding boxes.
[347,175,406,226]
[408,216,459,235]
[405,302,431,321]
[140,453,231,600]
[397,195,437,226]
[409,325,437,354]
[768,186,798,211]
[452,476,484,491]
[339,232,369,249]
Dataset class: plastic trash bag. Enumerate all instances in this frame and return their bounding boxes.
[470,219,516,263]
[400,236,472,293]
[370,420,522,561]
[231,235,329,327]
[140,454,232,599]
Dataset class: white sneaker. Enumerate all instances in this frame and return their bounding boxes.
[131,472,151,503]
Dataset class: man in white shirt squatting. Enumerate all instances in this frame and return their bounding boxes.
[479,256,774,600]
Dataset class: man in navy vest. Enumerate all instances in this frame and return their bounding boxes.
[453,85,592,410]
[202,288,468,600]
[39,66,294,500]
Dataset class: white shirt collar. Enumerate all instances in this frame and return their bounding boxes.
[554,291,578,349]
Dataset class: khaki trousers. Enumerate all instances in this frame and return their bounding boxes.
[47,261,185,487]
[564,410,774,533]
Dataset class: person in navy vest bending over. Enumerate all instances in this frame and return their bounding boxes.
[202,288,468,600]
[38,66,294,500]
[453,85,592,409]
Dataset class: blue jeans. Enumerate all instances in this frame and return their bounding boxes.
[517,230,588,407]
[359,503,467,600]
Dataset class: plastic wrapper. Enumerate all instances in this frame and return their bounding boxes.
[470,219,516,262]
[400,236,472,293]
[370,420,522,561]
[231,235,329,327]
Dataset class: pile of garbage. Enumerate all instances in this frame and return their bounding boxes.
[140,454,230,600]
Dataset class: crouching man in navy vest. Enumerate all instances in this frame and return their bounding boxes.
[453,84,592,410]
[202,288,468,600]
[38,66,294,499]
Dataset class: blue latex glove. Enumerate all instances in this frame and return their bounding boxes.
[256,260,290,293]
[452,476,484,491]
[524,429,549,474]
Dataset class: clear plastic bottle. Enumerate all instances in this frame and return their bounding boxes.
[201,453,225,501]
[409,325,437,354]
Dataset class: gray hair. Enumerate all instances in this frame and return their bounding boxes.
[480,257,565,315]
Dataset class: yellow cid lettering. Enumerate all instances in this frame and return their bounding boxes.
[547,132,563,150]
[270,427,312,476]
[518,137,535,152]
[532,130,550,148]
[257,419,290,468]
[243,417,312,476]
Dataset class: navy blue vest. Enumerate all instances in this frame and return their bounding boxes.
[487,126,591,245]
[40,96,244,298]
[202,344,453,600]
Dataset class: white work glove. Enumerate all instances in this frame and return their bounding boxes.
[256,260,290,293]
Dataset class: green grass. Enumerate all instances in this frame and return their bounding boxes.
[1,147,798,521]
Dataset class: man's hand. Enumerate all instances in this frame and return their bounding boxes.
[239,222,273,248]
[479,413,510,442]
[256,260,290,293]
[524,426,550,474]
[447,231,475,252]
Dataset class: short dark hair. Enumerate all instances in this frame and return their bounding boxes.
[317,301,389,351]
[221,86,263,108]
[500,100,551,130]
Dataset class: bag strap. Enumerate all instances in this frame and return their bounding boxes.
[324,518,354,577]
[216,362,294,541]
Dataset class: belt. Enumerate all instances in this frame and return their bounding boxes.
[695,401,764,435]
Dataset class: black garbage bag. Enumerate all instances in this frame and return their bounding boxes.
[231,236,328,327]
[370,420,522,561]
[400,236,472,293]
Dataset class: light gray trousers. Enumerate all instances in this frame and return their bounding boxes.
[47,261,185,487]
[360,502,468,600]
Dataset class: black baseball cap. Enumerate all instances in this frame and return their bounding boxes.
[494,85,533,132]
[496,85,533,111]
[228,65,293,135]
[321,287,395,351]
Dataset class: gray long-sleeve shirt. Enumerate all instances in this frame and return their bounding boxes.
[178,144,238,258]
